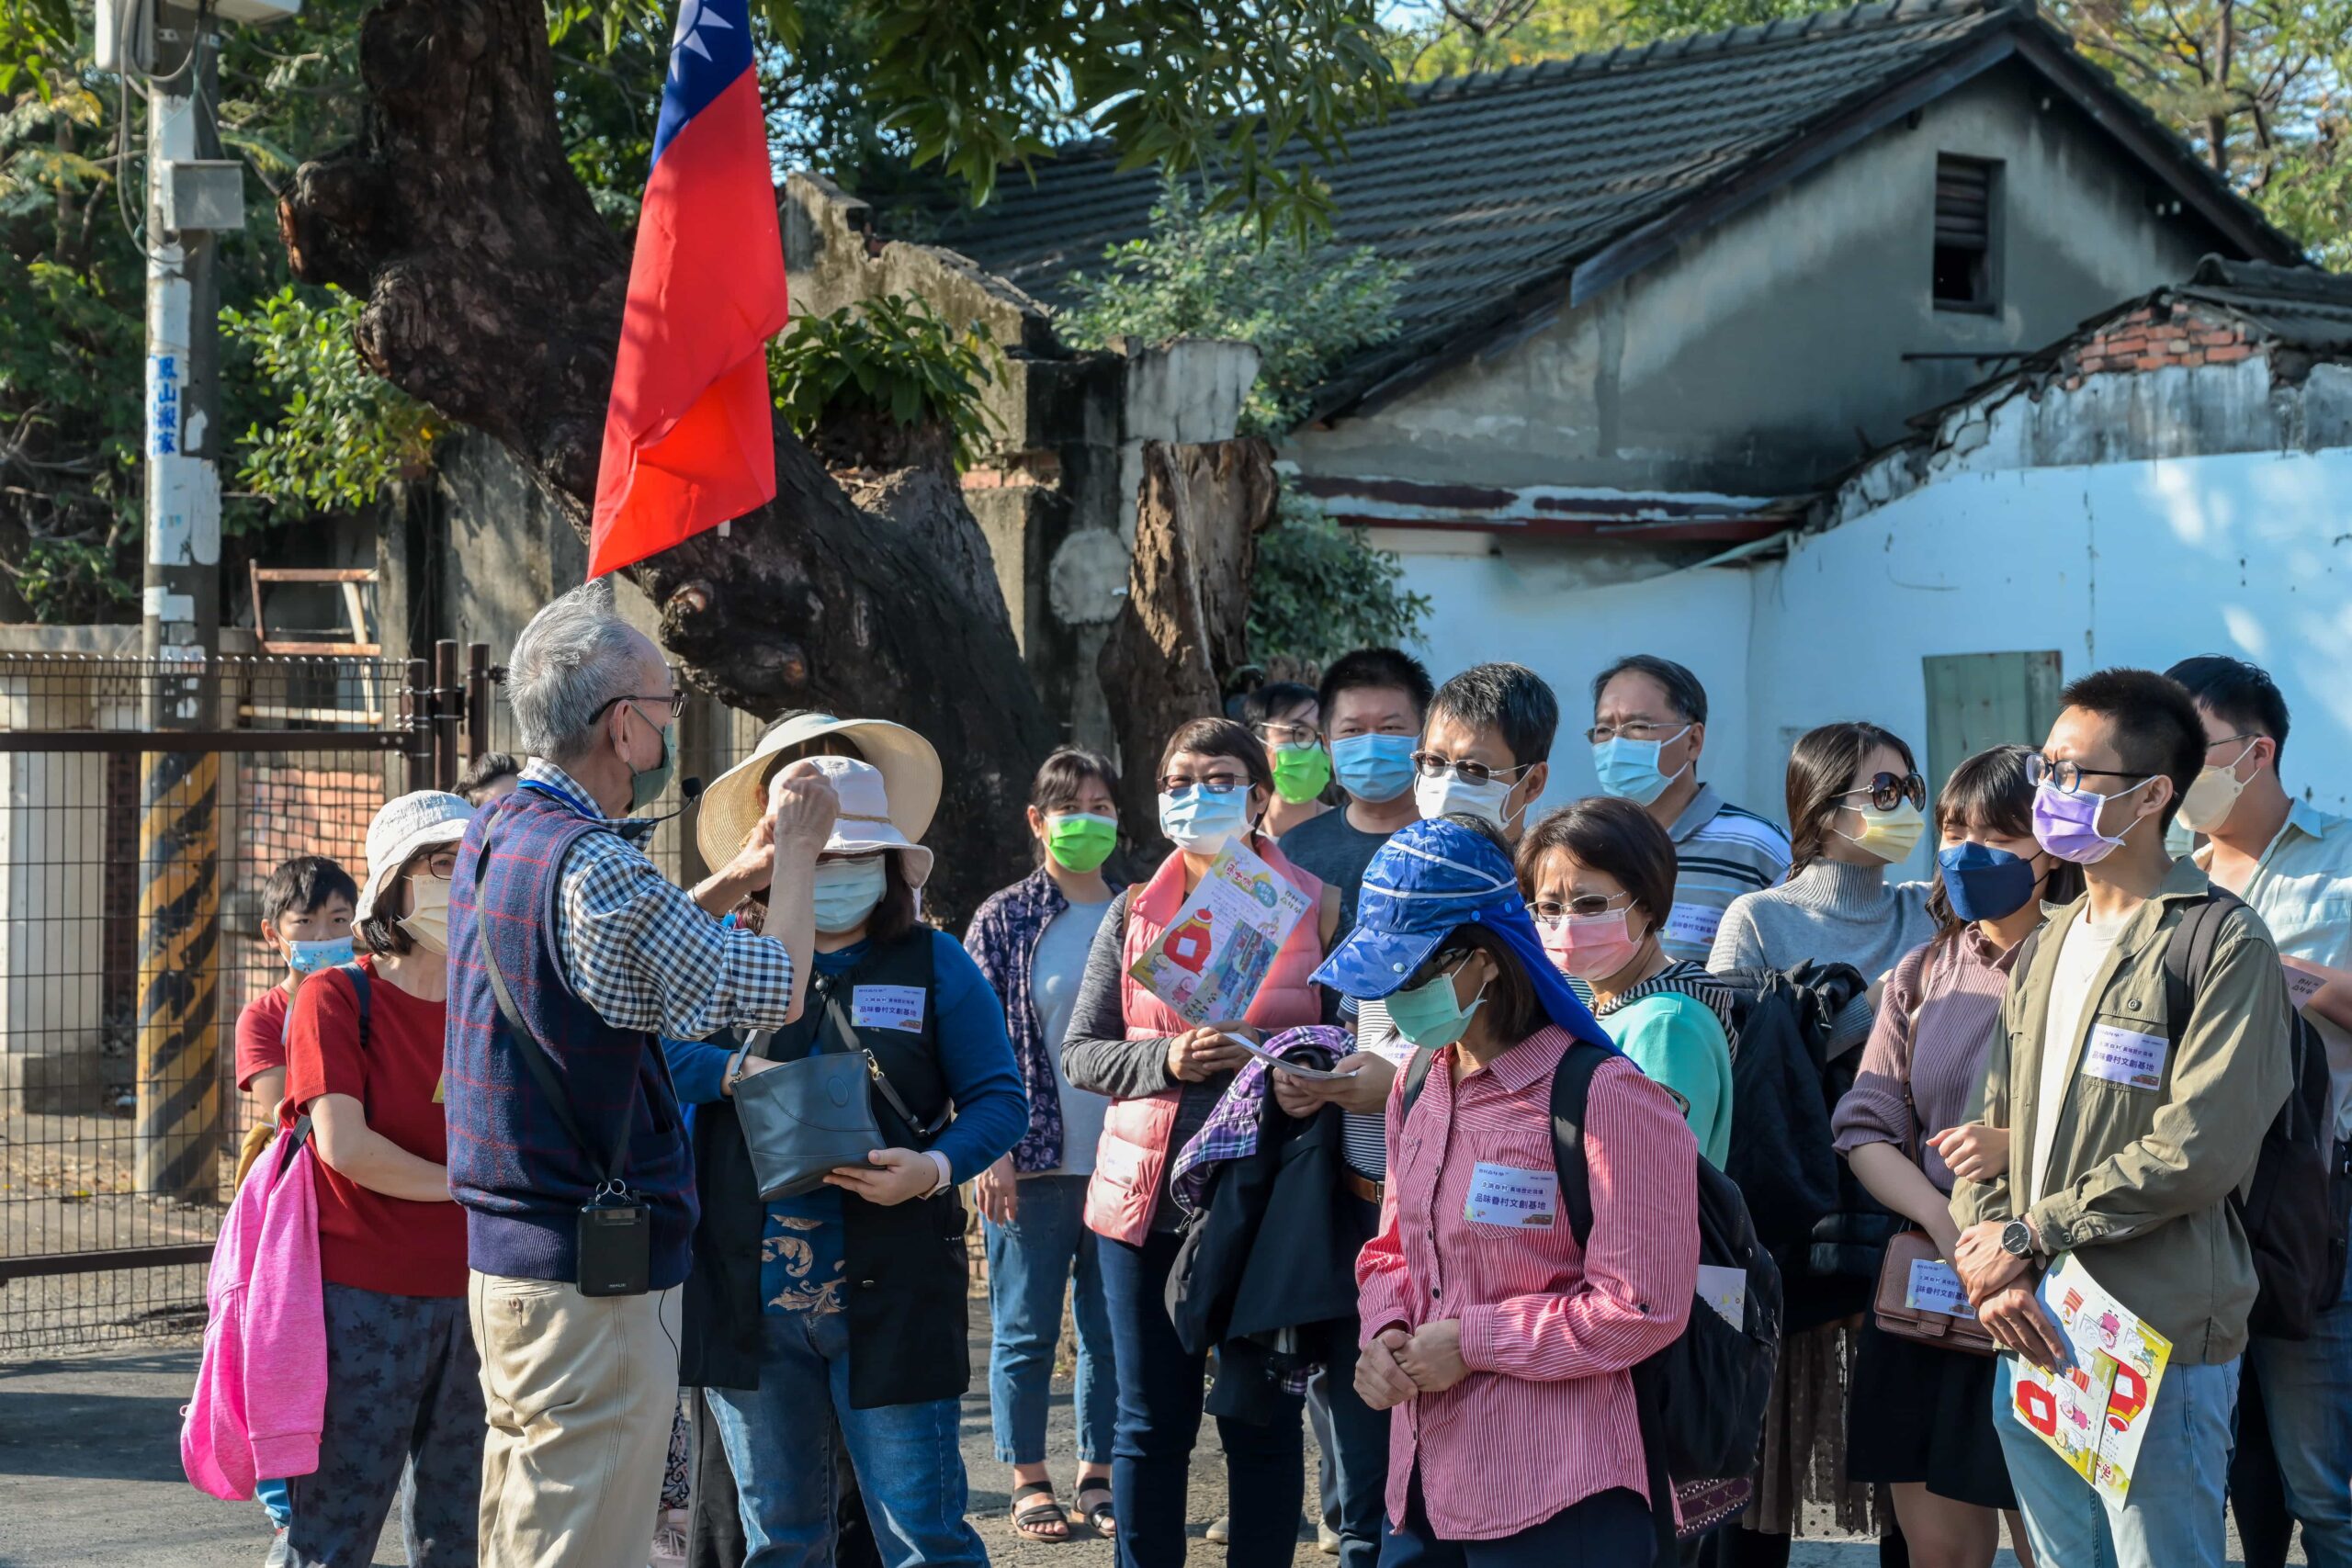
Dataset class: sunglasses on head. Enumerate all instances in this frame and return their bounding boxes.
[1841,772,1927,813]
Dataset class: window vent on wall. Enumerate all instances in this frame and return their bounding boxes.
[1932,155,1997,312]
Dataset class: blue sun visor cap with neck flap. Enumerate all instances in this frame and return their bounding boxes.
[1311,817,1616,1054]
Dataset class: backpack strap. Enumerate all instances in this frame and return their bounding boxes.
[2160,890,2237,1051]
[335,961,371,1054]
[1549,1041,1611,1250]
[274,964,370,1171]
[1399,1044,1438,1124]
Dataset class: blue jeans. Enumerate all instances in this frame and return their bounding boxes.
[707,1310,988,1568]
[984,1173,1115,1466]
[1100,1227,1305,1568]
[2236,1240,2352,1568]
[1996,1351,2239,1568]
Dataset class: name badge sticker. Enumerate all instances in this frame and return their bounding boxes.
[2082,1024,2167,1090]
[1905,1257,1976,1318]
[853,985,928,1032]
[1664,902,1724,950]
[1465,1162,1558,1228]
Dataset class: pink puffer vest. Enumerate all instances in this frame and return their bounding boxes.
[1083,839,1325,1244]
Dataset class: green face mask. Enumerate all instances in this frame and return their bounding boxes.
[626,704,675,814]
[1387,958,1487,1048]
[1271,742,1333,805]
[1046,812,1118,874]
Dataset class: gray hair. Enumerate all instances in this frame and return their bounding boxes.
[506,581,650,761]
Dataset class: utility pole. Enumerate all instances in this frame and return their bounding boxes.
[133,4,228,1200]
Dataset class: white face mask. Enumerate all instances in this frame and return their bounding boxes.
[1414,769,1524,833]
[2177,740,2258,835]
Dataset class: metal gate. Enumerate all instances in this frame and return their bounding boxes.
[0,646,490,1356]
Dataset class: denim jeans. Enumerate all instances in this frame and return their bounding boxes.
[1379,1475,1653,1568]
[984,1173,1115,1466]
[707,1309,989,1568]
[1306,1286,1392,1568]
[1099,1227,1305,1568]
[1996,1351,2239,1568]
[2234,1239,2352,1568]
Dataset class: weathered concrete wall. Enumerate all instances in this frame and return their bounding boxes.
[1288,60,2230,499]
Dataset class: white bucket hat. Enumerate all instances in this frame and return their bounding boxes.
[356,791,475,920]
[696,712,942,874]
[804,755,933,888]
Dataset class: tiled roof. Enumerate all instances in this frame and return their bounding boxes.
[2172,256,2352,351]
[922,0,2298,417]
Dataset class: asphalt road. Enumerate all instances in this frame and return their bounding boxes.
[1,1316,2277,1568]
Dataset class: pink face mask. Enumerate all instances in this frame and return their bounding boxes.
[1541,908,1643,981]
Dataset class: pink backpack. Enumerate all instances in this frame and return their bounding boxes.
[182,1122,326,1499]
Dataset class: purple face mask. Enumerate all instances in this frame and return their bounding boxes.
[2031,777,2152,865]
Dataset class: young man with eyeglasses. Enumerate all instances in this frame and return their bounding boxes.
[1410,662,1558,846]
[2165,654,2352,1568]
[1950,667,2291,1568]
[1588,654,1792,964]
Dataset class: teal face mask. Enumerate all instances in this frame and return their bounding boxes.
[625,702,676,814]
[1386,957,1488,1048]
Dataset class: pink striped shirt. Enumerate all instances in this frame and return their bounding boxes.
[1358,1026,1698,1540]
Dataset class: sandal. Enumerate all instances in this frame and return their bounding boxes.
[1074,1481,1116,1538]
[1012,1481,1072,1543]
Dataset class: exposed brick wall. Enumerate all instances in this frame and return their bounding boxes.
[2063,301,2258,388]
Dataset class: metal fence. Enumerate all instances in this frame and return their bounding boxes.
[0,652,432,1355]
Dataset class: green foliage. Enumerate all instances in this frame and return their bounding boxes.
[769,296,1000,466]
[220,286,440,513]
[1248,490,1430,667]
[1058,181,1408,436]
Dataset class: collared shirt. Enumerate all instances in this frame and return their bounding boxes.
[520,759,797,1042]
[1357,1027,1698,1540]
[2200,799,2352,1137]
[1833,926,2018,1191]
[1661,784,1793,964]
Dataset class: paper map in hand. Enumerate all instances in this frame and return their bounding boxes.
[2008,1254,2173,1505]
[1127,840,1311,1025]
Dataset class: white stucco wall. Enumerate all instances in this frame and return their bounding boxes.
[1396,444,2352,875]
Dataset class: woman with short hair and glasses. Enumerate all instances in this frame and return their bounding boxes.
[1060,716,1341,1568]
[277,792,482,1568]
[1702,721,1939,1568]
[1241,681,1330,840]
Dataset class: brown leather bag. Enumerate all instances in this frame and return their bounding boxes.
[1872,1229,1997,1356]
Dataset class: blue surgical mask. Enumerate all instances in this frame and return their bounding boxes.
[812,855,888,933]
[1159,786,1252,854]
[284,935,356,975]
[1936,841,2043,924]
[1591,727,1691,807]
[1330,734,1416,805]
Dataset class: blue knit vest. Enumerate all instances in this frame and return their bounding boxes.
[446,784,697,1287]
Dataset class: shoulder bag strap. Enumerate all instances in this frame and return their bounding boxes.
[471,835,627,1190]
[822,991,951,1141]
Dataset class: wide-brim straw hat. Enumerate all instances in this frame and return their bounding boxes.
[356,791,475,920]
[696,712,942,874]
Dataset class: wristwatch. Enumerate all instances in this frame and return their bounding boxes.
[1999,1218,2039,1259]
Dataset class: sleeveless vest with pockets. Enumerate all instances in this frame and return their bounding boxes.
[1085,840,1325,1244]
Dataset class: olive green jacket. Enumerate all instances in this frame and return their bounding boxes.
[1951,857,2290,1364]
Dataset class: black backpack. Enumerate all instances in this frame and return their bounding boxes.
[2017,889,2342,1341]
[1401,1040,1781,1549]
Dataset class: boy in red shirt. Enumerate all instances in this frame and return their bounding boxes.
[234,855,358,1121]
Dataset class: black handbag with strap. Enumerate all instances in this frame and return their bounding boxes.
[731,992,946,1201]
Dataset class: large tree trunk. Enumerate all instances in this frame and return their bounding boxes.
[1097,440,1279,839]
[276,0,1055,921]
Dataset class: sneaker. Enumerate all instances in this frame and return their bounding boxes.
[649,1507,688,1568]
[1317,1521,1341,1556]
[1205,1515,1229,1544]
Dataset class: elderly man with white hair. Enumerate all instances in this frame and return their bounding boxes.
[444,581,837,1568]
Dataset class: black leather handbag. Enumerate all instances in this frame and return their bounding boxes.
[731,997,944,1200]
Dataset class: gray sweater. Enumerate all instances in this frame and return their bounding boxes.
[1058,888,1232,1232]
[1707,858,1938,1053]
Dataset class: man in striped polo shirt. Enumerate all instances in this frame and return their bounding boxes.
[1588,655,1791,964]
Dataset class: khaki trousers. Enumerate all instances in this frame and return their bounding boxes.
[469,1270,681,1568]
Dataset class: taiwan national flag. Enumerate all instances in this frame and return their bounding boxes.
[590,0,789,578]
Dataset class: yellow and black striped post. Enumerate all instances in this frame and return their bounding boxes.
[134,748,221,1199]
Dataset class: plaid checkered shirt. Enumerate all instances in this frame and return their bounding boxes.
[521,760,797,1040]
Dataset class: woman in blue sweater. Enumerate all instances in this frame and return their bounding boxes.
[670,752,1025,1568]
